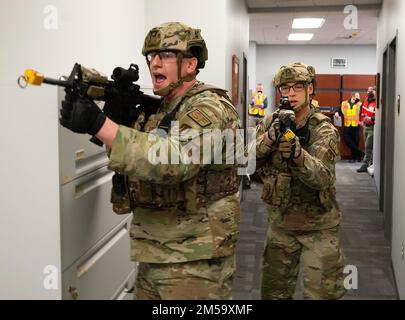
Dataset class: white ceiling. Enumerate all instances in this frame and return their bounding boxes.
[247,0,382,45]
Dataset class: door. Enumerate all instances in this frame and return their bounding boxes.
[381,37,397,242]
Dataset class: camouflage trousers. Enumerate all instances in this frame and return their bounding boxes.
[362,125,374,166]
[261,224,347,300]
[134,255,235,300]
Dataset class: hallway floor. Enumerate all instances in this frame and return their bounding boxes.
[233,161,398,300]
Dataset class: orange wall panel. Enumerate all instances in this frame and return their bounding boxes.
[314,92,341,107]
[342,75,376,89]
[315,74,341,89]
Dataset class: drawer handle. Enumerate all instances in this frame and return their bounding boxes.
[75,152,108,176]
[75,171,114,199]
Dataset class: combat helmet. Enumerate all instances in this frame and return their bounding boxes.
[273,62,316,112]
[273,62,316,88]
[142,22,208,69]
[142,22,208,96]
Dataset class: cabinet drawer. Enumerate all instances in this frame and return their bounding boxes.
[62,221,134,300]
[60,166,131,269]
[113,267,137,300]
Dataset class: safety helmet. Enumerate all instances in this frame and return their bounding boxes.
[273,62,316,88]
[142,22,208,69]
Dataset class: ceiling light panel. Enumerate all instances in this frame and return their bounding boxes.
[288,33,314,41]
[292,18,325,29]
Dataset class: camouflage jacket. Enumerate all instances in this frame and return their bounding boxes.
[108,82,241,263]
[255,107,342,231]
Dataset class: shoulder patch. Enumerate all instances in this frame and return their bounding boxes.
[186,109,212,127]
[329,139,339,156]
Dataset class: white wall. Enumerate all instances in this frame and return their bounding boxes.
[256,44,377,111]
[0,0,146,299]
[375,0,405,299]
[249,42,257,92]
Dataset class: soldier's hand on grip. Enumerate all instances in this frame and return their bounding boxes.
[60,89,106,135]
[267,118,281,145]
[279,136,302,160]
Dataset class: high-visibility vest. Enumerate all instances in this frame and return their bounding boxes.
[253,93,265,106]
[341,101,361,127]
[249,93,266,118]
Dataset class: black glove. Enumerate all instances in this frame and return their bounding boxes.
[103,99,131,126]
[102,92,141,127]
[60,90,106,135]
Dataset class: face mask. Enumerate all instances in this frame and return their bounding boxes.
[354,98,360,103]
[368,92,374,98]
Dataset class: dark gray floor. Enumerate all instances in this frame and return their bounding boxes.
[233,161,398,300]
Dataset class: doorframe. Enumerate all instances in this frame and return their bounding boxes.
[242,53,248,140]
[379,48,387,213]
[380,34,397,243]
[241,53,249,192]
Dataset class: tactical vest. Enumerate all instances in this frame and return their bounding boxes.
[259,111,340,231]
[110,83,241,214]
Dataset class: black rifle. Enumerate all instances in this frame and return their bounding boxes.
[18,63,162,146]
[273,96,297,144]
[19,63,162,200]
[275,97,311,161]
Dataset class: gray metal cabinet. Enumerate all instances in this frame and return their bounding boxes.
[58,89,135,300]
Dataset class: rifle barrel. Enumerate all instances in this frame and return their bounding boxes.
[43,77,70,87]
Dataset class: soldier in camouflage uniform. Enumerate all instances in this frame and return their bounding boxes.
[59,22,241,300]
[254,62,347,299]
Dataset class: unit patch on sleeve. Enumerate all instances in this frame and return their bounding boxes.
[186,109,212,127]
[329,139,338,156]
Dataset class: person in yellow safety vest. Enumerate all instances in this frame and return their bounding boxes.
[249,83,267,118]
[338,92,365,163]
